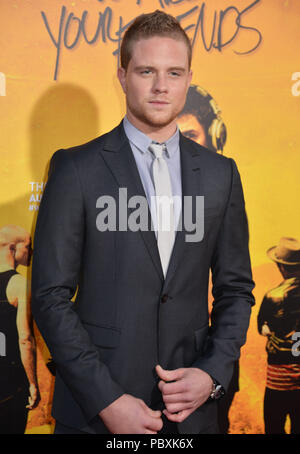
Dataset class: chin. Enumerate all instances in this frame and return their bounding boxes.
[144,113,177,129]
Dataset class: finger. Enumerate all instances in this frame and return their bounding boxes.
[144,406,162,418]
[145,430,157,434]
[163,393,191,404]
[146,416,163,432]
[159,379,185,396]
[164,401,194,414]
[156,365,185,382]
[163,408,192,423]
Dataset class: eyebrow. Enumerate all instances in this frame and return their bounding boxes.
[134,65,187,72]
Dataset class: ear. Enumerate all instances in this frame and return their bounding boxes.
[117,67,127,94]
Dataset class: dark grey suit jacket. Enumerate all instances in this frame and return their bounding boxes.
[31,121,255,434]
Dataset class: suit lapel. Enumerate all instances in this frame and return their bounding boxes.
[99,122,164,282]
[98,123,204,286]
[164,133,204,288]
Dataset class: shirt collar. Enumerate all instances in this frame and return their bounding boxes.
[123,115,179,158]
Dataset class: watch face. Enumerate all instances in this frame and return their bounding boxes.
[210,379,225,400]
[214,385,225,399]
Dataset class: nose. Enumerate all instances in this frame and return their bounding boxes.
[152,72,168,93]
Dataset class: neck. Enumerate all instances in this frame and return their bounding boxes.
[126,113,177,143]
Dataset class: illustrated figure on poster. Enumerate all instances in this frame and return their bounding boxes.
[178,84,238,434]
[177,84,227,154]
[32,10,255,434]
[258,237,300,434]
[0,225,40,434]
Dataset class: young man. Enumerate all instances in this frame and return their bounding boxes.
[32,10,255,434]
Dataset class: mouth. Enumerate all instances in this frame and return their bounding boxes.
[149,101,170,106]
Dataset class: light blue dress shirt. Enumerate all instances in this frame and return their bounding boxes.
[123,116,182,237]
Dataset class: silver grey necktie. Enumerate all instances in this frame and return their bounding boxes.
[149,142,175,277]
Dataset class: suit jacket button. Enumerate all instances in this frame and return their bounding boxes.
[161,294,168,303]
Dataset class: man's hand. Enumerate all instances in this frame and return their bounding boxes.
[99,394,163,434]
[156,364,213,423]
[26,384,41,410]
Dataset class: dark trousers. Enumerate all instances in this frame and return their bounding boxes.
[264,387,300,434]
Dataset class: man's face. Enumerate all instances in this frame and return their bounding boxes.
[15,236,32,267]
[177,113,208,147]
[118,36,192,133]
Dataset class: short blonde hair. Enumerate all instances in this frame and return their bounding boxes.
[120,10,192,70]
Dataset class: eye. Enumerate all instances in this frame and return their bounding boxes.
[183,130,197,139]
[141,69,152,75]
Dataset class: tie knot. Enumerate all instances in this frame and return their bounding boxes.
[149,143,165,159]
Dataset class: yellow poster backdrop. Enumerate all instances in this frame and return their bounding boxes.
[0,0,300,434]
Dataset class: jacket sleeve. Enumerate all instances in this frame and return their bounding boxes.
[192,158,255,391]
[31,149,124,422]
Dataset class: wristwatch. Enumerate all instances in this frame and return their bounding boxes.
[209,378,225,400]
